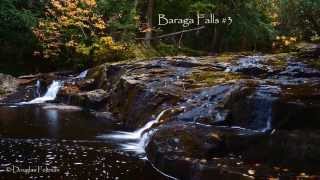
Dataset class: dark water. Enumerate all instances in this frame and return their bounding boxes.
[0,104,168,179]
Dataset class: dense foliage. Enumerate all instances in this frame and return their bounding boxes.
[33,0,130,68]
[277,0,320,42]
[155,0,275,51]
[0,0,40,74]
[0,0,318,74]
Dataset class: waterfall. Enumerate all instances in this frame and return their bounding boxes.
[21,81,62,104]
[20,70,86,105]
[35,80,41,97]
[98,109,170,155]
[252,85,280,133]
[260,111,272,133]
[75,70,88,79]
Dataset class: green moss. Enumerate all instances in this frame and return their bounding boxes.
[308,58,320,70]
[0,88,6,96]
[87,64,105,80]
[131,44,162,60]
[155,43,205,57]
[129,43,206,61]
[189,70,243,87]
[264,53,290,69]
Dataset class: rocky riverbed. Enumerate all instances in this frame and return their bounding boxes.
[1,44,320,179]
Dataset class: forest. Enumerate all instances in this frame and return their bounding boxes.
[0,0,319,74]
[0,0,320,179]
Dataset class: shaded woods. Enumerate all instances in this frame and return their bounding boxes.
[0,0,319,75]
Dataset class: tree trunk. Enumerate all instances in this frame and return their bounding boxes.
[145,0,154,46]
[211,26,217,51]
[134,0,139,9]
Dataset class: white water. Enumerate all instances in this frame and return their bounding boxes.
[35,80,41,97]
[21,81,62,104]
[75,70,88,79]
[98,109,170,155]
[19,70,86,105]
[260,114,272,133]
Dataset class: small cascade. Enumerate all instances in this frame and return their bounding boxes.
[35,80,41,97]
[21,81,62,104]
[261,116,272,133]
[98,109,170,155]
[19,70,87,105]
[75,70,88,79]
[251,85,280,132]
[225,55,272,73]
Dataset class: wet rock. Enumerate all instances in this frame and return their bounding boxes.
[243,130,320,172]
[91,111,114,121]
[146,122,274,179]
[107,76,181,129]
[223,78,320,131]
[293,42,320,58]
[272,83,320,129]
[147,122,320,179]
[220,54,290,77]
[174,84,241,124]
[47,53,320,178]
[63,53,319,130]
[147,122,225,159]
[74,78,96,91]
[148,122,262,158]
[0,73,18,99]
[229,56,271,75]
[225,83,280,131]
[166,57,202,68]
[59,89,108,109]
[80,89,108,104]
[279,61,320,78]
[90,111,121,127]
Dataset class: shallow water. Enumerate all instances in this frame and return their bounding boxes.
[0,104,169,179]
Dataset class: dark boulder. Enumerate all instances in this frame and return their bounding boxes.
[0,73,18,100]
[147,122,320,179]
[146,122,273,179]
[58,88,108,109]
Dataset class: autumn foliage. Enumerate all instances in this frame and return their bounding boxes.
[33,0,127,63]
[1,0,319,74]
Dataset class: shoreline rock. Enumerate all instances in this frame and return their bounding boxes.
[7,49,319,178]
[0,73,18,100]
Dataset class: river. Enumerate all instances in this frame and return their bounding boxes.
[0,72,171,179]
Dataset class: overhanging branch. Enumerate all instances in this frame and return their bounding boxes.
[136,26,206,41]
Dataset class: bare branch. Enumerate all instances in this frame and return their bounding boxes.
[136,26,206,41]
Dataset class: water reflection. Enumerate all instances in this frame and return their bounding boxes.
[0,104,111,139]
[46,109,59,137]
[0,104,168,179]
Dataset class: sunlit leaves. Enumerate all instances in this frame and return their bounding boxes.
[92,36,129,63]
[33,0,107,59]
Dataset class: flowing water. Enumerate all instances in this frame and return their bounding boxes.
[20,81,62,104]
[35,80,41,97]
[97,109,170,156]
[0,59,286,179]
[74,69,88,79]
[0,72,170,179]
[0,104,169,179]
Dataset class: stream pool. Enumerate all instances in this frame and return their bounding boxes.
[0,104,169,179]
